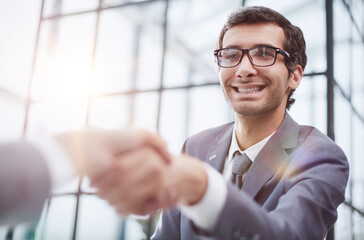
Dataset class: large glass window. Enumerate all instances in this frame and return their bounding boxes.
[0,0,363,239]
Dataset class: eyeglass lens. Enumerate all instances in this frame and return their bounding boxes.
[216,46,277,67]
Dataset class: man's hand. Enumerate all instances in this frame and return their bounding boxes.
[92,146,179,215]
[165,155,208,206]
[92,152,208,215]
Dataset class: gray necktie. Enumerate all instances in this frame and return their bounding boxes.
[230,151,252,189]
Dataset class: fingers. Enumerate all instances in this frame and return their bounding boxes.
[108,129,171,164]
[93,146,170,215]
[57,127,172,179]
[57,127,180,215]
[135,188,179,215]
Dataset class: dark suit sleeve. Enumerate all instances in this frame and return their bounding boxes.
[0,141,51,225]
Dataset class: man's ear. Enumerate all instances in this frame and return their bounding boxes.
[288,65,303,90]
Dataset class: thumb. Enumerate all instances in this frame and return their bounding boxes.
[107,129,172,164]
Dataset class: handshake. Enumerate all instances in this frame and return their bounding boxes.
[55,129,208,216]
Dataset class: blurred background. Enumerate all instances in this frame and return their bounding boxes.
[0,0,363,239]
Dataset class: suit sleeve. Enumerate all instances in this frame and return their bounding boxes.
[208,141,349,240]
[0,141,51,225]
[153,126,349,240]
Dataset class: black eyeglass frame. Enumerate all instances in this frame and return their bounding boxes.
[213,46,291,68]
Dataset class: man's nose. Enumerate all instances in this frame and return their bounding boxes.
[235,54,257,78]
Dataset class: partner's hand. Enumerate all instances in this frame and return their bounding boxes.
[55,128,171,180]
[92,153,208,215]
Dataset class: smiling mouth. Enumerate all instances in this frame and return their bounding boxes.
[233,86,265,94]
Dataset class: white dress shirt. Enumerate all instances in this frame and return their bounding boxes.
[30,135,75,189]
[180,128,274,231]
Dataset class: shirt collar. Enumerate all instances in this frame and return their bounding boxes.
[228,126,275,163]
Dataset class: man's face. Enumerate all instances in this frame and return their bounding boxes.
[219,23,299,117]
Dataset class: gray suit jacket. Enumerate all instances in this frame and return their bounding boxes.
[0,141,50,225]
[152,113,349,240]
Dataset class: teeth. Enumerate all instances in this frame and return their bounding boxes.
[237,87,260,94]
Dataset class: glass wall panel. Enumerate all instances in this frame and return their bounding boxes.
[163,52,190,88]
[93,9,136,95]
[26,101,88,136]
[0,0,41,98]
[352,40,364,116]
[43,0,99,17]
[0,227,7,240]
[135,16,163,91]
[333,0,364,239]
[334,87,352,163]
[289,76,327,133]
[103,0,156,8]
[286,1,327,74]
[1,0,363,239]
[88,96,130,129]
[335,203,352,239]
[32,14,96,102]
[36,196,77,240]
[350,0,364,34]
[353,211,364,239]
[160,89,188,154]
[53,178,80,194]
[0,96,25,142]
[351,115,364,209]
[133,92,159,131]
[76,196,121,239]
[334,42,351,96]
[333,0,352,43]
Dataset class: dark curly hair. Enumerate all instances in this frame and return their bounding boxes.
[217,6,307,110]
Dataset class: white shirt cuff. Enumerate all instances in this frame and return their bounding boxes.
[30,135,76,190]
[179,163,227,231]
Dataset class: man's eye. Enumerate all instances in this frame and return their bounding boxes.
[255,49,274,58]
[226,53,239,59]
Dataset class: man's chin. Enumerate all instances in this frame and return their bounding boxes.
[230,103,264,117]
[233,108,263,117]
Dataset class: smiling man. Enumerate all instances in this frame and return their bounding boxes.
[149,6,349,240]
[91,6,349,240]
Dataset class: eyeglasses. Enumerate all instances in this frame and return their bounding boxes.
[214,45,290,68]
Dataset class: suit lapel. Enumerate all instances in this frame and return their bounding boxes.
[205,124,234,173]
[242,113,299,199]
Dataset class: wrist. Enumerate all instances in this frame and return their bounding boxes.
[54,132,85,175]
[171,156,208,205]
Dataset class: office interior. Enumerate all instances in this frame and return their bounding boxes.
[0,0,363,239]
